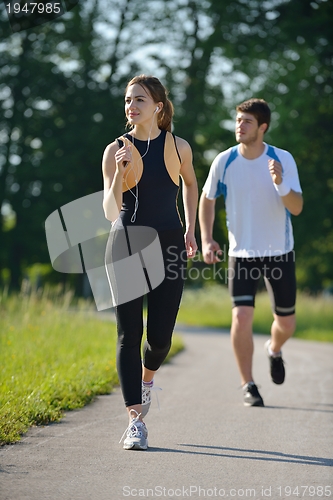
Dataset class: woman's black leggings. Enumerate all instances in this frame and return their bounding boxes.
[115,228,186,407]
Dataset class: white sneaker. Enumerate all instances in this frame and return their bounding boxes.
[120,410,148,450]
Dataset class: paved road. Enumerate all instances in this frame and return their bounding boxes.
[1,326,332,500]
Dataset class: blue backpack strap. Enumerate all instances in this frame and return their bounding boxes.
[215,146,238,199]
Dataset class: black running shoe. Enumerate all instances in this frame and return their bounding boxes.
[265,340,285,385]
[243,382,264,407]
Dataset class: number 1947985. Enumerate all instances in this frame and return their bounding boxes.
[276,485,332,497]
[6,3,62,15]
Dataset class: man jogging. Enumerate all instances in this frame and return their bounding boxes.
[199,98,303,407]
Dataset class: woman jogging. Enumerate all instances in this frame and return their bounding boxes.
[102,75,198,450]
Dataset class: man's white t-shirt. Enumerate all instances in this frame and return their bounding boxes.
[202,143,302,258]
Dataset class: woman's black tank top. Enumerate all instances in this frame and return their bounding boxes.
[118,130,182,231]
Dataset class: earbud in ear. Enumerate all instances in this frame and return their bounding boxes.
[155,107,159,112]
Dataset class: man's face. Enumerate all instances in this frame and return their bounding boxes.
[235,112,261,145]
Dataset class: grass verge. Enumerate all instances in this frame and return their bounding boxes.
[0,287,183,445]
[177,285,333,342]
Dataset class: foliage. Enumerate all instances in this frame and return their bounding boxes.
[0,287,184,444]
[0,0,332,292]
[177,284,333,342]
[219,0,333,291]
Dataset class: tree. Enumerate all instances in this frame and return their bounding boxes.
[267,0,333,291]
[0,0,331,291]
[214,0,333,290]
[0,1,136,289]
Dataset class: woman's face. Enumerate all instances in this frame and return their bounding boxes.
[125,83,159,126]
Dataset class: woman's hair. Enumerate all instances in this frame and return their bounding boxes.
[125,75,174,132]
[236,98,271,133]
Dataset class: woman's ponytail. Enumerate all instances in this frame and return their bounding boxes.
[158,98,174,132]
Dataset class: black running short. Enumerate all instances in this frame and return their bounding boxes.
[228,251,296,316]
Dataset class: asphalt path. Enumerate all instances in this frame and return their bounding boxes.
[1,325,332,500]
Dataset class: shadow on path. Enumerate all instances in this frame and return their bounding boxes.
[264,404,333,414]
[148,444,333,467]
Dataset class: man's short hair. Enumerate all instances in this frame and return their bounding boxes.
[236,98,271,132]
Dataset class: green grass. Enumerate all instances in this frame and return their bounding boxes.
[2,283,331,445]
[177,284,333,342]
[0,286,184,445]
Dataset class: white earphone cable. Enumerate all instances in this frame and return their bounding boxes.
[124,110,157,223]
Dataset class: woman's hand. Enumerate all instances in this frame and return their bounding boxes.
[185,231,198,259]
[115,145,132,176]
